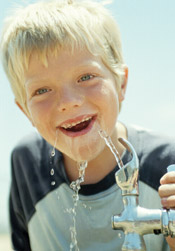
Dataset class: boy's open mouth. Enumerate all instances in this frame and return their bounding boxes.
[63,118,92,132]
[59,115,96,136]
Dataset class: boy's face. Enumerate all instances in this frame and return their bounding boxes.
[23,48,126,162]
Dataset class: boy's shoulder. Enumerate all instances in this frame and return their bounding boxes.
[10,132,61,223]
[11,131,55,171]
[128,124,175,190]
[13,131,44,150]
[128,124,175,156]
[12,131,50,157]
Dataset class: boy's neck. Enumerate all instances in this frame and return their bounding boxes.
[63,122,127,185]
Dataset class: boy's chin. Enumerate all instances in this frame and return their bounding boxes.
[68,143,105,163]
[61,129,107,162]
[70,154,97,163]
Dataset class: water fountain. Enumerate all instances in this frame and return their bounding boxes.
[112,137,175,251]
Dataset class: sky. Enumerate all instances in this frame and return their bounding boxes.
[0,0,175,233]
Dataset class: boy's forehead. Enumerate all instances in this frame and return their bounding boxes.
[25,48,105,82]
[48,47,101,65]
[28,48,103,71]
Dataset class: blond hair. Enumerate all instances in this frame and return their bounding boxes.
[1,0,125,116]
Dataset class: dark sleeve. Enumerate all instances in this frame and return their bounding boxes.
[139,132,175,191]
[9,152,31,251]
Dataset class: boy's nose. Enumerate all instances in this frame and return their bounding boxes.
[57,88,84,112]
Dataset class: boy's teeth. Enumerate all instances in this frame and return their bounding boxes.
[62,117,92,129]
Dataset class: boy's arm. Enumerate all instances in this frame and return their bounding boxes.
[9,153,31,251]
[159,172,175,251]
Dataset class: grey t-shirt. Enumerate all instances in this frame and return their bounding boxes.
[10,124,175,250]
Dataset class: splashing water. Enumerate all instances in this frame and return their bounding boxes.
[69,161,88,251]
[50,130,58,186]
[50,130,58,158]
[70,161,87,205]
[98,129,123,169]
[50,168,54,176]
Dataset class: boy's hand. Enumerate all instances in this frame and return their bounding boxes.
[159,171,175,251]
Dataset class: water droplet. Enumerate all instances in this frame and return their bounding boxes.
[51,149,55,157]
[82,203,87,208]
[50,130,58,158]
[50,168,54,175]
[70,243,74,249]
[82,204,92,210]
[51,181,56,186]
[118,232,122,238]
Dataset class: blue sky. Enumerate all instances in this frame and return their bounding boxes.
[0,0,175,233]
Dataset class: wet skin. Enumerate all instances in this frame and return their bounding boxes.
[23,48,128,183]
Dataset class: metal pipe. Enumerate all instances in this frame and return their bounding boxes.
[112,138,175,250]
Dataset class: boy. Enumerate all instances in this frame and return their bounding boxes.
[1,0,175,250]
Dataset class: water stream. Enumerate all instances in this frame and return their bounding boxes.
[69,161,88,251]
[98,129,123,169]
[50,129,123,250]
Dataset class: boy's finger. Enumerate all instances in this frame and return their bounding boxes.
[160,196,175,209]
[158,184,175,197]
[160,171,175,184]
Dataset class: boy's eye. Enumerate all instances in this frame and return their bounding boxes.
[35,88,51,96]
[78,74,94,82]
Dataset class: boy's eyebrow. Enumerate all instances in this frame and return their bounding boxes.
[25,78,55,87]
[25,61,103,87]
[73,61,103,73]
[73,60,106,76]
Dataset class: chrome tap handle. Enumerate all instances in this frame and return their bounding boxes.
[112,139,175,251]
[167,165,175,173]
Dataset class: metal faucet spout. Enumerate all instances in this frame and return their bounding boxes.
[112,138,175,250]
[116,138,139,196]
[112,197,162,234]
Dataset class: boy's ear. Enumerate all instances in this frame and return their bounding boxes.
[15,100,35,126]
[119,66,128,102]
